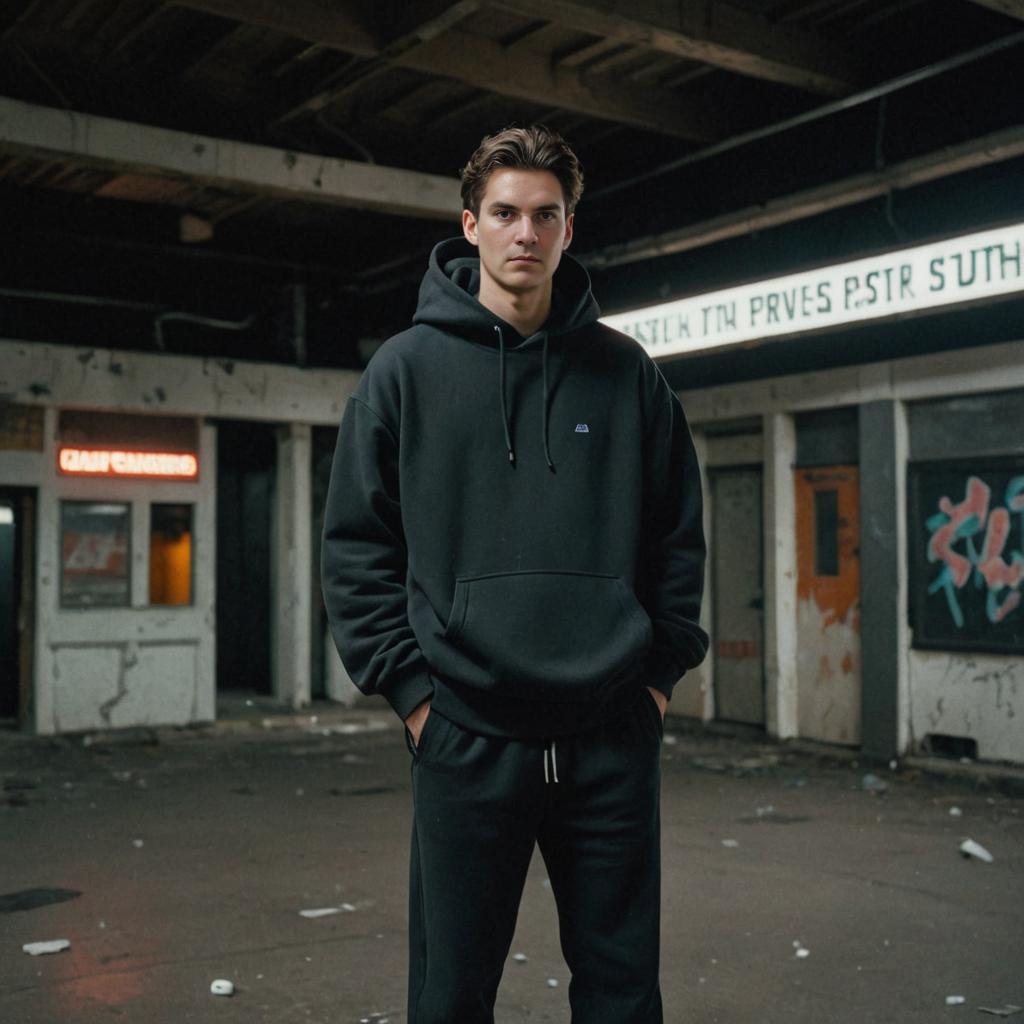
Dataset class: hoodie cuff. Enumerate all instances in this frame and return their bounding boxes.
[641,646,686,701]
[379,668,435,722]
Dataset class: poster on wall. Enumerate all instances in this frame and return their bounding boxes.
[60,502,131,608]
[909,460,1024,654]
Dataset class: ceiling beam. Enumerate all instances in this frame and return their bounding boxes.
[167,0,379,55]
[584,123,1024,269]
[395,29,717,139]
[965,0,1024,18]
[495,0,861,96]
[0,96,462,220]
[168,0,718,140]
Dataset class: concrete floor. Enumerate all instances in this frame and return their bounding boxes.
[1,708,1022,1024]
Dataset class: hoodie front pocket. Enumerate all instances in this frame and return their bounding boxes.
[443,570,652,701]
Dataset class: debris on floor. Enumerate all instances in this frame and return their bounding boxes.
[979,1006,1023,1017]
[299,903,357,918]
[513,952,528,963]
[959,839,994,863]
[22,939,70,956]
[210,979,234,997]
[949,806,963,817]
[546,978,559,988]
[793,940,810,959]
[861,773,888,794]
[721,839,740,848]
[946,995,966,1005]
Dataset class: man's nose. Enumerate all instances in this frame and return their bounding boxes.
[515,216,538,245]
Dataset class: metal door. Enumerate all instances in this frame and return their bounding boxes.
[711,469,765,724]
[794,466,861,745]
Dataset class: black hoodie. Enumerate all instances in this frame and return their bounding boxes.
[321,238,708,738]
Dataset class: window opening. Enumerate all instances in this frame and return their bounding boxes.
[150,504,193,606]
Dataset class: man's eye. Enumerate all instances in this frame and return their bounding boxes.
[538,212,556,221]
[495,210,513,219]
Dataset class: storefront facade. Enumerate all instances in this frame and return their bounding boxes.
[0,342,359,734]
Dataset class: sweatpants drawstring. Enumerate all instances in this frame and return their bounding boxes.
[543,739,559,784]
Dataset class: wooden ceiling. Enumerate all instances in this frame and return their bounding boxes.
[0,0,1021,367]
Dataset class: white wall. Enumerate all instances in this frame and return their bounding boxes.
[908,652,1023,763]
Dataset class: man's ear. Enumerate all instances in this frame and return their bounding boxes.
[563,212,574,250]
[462,208,479,246]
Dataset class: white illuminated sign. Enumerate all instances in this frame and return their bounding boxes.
[601,221,1024,358]
[58,447,199,480]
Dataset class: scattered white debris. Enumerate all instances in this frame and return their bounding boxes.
[861,773,888,794]
[132,839,144,848]
[949,806,963,817]
[755,805,775,818]
[23,939,70,956]
[513,952,528,963]
[889,759,899,770]
[299,903,357,918]
[546,978,559,988]
[210,979,234,997]
[959,839,994,863]
[979,1005,1023,1017]
[793,940,810,959]
[542,878,551,890]
[663,734,678,745]
[946,995,966,1006]
[721,839,740,848]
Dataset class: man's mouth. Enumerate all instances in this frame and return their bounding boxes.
[509,255,541,263]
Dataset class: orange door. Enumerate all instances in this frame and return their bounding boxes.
[794,466,861,745]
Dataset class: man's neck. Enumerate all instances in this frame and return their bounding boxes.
[478,279,552,338]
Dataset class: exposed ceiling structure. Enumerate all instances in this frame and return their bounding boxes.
[0,0,1021,372]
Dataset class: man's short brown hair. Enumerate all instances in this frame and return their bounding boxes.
[461,125,584,217]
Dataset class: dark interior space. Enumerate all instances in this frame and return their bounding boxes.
[215,420,275,693]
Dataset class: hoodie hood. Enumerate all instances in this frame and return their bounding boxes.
[413,237,601,344]
[412,237,602,470]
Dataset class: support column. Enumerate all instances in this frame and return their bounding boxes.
[858,400,910,759]
[763,412,798,739]
[272,423,312,708]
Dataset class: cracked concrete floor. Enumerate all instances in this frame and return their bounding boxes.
[1,716,1022,1023]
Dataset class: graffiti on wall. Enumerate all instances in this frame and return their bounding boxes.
[926,475,1024,626]
[912,462,1024,654]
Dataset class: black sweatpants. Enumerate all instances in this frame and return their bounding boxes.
[406,687,664,1024]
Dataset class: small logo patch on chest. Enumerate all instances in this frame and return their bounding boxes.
[574,423,590,433]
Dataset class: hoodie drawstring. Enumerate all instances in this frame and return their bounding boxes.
[494,324,555,472]
[541,333,554,472]
[496,325,515,465]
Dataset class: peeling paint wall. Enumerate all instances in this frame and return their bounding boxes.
[794,466,862,745]
[909,651,1022,762]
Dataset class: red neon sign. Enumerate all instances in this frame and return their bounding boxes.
[58,447,199,480]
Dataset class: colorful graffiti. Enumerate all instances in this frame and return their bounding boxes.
[926,475,1024,627]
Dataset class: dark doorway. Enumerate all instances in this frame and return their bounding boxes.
[310,425,338,700]
[215,422,275,693]
[0,490,35,724]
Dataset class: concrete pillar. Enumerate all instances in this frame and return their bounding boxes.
[272,423,312,708]
[858,400,910,759]
[763,412,798,739]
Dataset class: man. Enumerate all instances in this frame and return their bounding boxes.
[322,125,707,1023]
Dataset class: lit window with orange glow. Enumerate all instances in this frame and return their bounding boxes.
[149,504,193,606]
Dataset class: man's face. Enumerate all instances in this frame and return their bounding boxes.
[462,168,574,300]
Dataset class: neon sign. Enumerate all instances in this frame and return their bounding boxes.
[602,221,1024,358]
[58,447,198,480]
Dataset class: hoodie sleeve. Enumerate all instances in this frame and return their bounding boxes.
[637,389,710,700]
[321,395,434,721]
